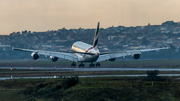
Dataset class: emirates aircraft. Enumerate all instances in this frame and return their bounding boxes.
[14,22,169,67]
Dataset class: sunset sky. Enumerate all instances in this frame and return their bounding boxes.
[0,0,180,35]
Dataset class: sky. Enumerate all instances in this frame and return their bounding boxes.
[0,0,180,35]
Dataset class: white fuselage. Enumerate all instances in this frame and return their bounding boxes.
[71,41,100,62]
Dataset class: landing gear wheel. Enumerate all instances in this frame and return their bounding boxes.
[71,64,76,67]
[89,64,95,67]
[96,62,100,67]
[79,63,85,68]
[71,62,76,67]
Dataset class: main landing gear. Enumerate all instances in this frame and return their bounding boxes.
[89,62,100,67]
[71,62,100,67]
[71,62,76,67]
[71,62,85,67]
[79,62,85,67]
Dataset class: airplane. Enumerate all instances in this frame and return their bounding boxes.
[13,22,169,67]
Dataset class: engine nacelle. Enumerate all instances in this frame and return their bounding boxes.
[132,54,141,59]
[50,56,58,62]
[108,58,116,62]
[31,52,39,60]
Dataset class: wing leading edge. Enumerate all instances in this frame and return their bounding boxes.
[14,48,79,62]
[96,47,169,62]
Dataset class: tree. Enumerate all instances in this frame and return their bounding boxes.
[146,70,159,81]
[62,76,79,89]
[162,21,177,26]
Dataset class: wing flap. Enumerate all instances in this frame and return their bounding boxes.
[97,47,169,62]
[14,48,78,62]
[97,51,139,62]
[37,51,78,62]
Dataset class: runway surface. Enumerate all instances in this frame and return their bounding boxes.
[1,74,180,80]
[1,67,180,71]
[1,67,180,80]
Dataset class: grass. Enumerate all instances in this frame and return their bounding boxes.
[0,59,180,100]
[1,69,180,77]
[0,76,180,101]
[101,59,180,68]
[0,59,180,68]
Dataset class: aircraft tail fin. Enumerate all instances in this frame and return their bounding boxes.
[93,22,100,48]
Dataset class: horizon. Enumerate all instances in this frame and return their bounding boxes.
[1,0,180,35]
[8,20,178,34]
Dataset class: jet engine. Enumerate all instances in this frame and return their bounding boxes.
[108,58,116,62]
[31,52,39,60]
[132,54,141,59]
[50,56,58,62]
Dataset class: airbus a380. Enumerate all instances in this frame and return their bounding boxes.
[14,22,169,67]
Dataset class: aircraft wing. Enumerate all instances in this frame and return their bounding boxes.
[96,47,169,62]
[13,48,79,62]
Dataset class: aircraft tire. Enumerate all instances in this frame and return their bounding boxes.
[71,63,76,67]
[96,63,100,67]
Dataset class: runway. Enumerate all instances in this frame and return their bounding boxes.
[1,67,180,72]
[0,67,180,80]
[1,74,180,80]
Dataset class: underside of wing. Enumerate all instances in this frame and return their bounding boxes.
[97,47,169,62]
[14,48,79,62]
[39,51,78,62]
[97,51,141,62]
